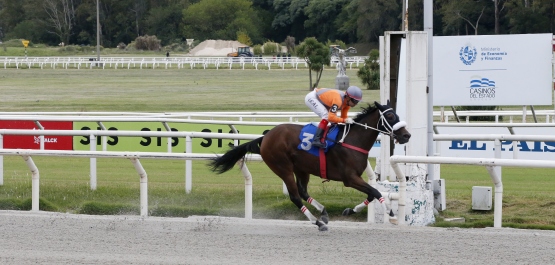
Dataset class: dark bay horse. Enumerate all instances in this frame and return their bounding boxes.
[209,101,411,231]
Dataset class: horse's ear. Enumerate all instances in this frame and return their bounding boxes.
[386,99,391,106]
[374,101,381,108]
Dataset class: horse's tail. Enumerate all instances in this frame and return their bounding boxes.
[209,137,263,174]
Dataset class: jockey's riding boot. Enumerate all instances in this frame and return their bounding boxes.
[312,127,326,148]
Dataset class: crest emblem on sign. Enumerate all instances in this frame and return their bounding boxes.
[459,45,477,65]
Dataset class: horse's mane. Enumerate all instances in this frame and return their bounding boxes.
[353,103,378,123]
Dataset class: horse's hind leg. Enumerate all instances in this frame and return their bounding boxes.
[341,176,385,216]
[295,171,329,224]
[266,166,328,231]
[287,183,328,231]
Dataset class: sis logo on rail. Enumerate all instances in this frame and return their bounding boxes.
[469,76,496,100]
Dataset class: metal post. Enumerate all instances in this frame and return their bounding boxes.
[424,0,436,184]
[130,157,148,217]
[22,155,40,211]
[185,136,192,193]
[90,134,97,190]
[96,0,100,62]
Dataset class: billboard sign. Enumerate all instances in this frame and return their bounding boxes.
[0,121,73,150]
[435,126,555,160]
[433,33,553,106]
[73,122,274,153]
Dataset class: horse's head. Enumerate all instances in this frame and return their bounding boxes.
[374,100,411,144]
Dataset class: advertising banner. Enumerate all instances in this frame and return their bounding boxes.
[73,122,274,153]
[0,121,73,150]
[433,33,553,106]
[435,126,555,160]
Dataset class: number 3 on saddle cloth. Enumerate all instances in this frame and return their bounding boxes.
[297,123,340,156]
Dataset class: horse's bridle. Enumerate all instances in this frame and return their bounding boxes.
[337,107,406,154]
[352,108,406,135]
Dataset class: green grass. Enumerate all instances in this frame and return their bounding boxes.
[0,45,168,57]
[0,68,371,112]
[1,65,555,229]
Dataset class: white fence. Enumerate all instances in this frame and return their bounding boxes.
[391,154,555,228]
[0,56,368,70]
[0,129,263,190]
[3,111,555,226]
[0,128,268,219]
[0,148,259,218]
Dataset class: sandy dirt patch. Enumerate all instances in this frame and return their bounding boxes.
[187,40,246,56]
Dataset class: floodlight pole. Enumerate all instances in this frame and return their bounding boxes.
[96,0,100,62]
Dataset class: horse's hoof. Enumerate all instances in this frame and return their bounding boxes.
[320,209,329,224]
[342,208,355,216]
[389,209,395,217]
[316,220,328,231]
[389,216,398,225]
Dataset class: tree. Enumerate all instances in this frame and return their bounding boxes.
[505,0,551,34]
[0,0,25,34]
[296,37,330,90]
[130,0,147,37]
[357,49,380,90]
[236,30,252,46]
[182,0,263,43]
[284,35,295,53]
[43,0,77,44]
[303,0,348,41]
[335,0,359,43]
[356,0,401,42]
[440,0,494,35]
[144,0,191,45]
[270,0,310,42]
[98,0,137,47]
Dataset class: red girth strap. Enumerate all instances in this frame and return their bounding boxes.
[340,143,369,154]
[319,148,327,180]
[319,143,368,180]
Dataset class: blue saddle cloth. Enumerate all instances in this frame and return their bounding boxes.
[297,124,340,156]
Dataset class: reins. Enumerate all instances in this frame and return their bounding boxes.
[337,108,406,154]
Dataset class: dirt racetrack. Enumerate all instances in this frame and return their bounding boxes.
[0,211,553,265]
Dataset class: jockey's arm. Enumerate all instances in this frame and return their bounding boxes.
[340,107,350,121]
[328,103,350,124]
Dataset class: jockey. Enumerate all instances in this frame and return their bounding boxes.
[304,85,362,148]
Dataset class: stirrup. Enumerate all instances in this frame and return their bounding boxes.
[312,140,326,148]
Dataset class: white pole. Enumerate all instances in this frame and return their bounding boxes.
[485,165,503,228]
[365,161,376,223]
[96,0,100,62]
[23,155,40,211]
[185,136,192,193]
[492,139,503,228]
[424,0,435,184]
[240,161,253,220]
[90,134,97,190]
[390,162,407,225]
[130,157,148,217]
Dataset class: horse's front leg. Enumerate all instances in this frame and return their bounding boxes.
[341,177,385,216]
